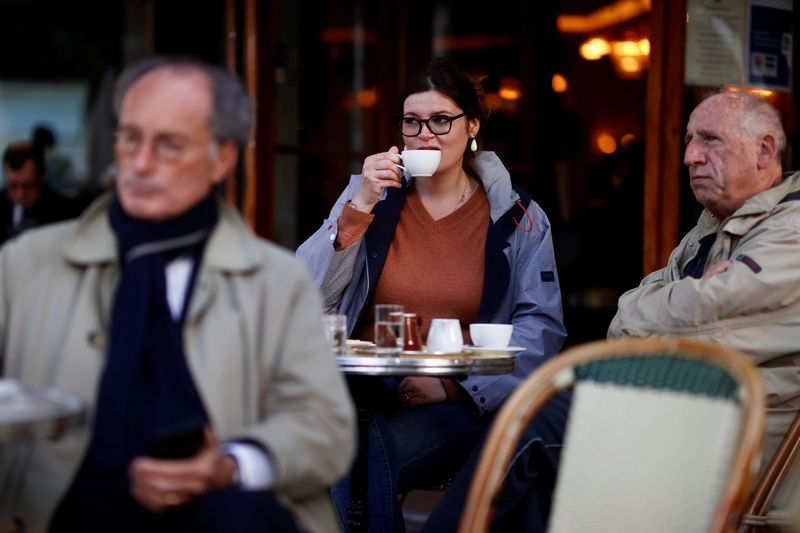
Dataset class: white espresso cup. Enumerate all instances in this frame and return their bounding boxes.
[469,323,514,349]
[400,150,441,177]
[426,318,464,353]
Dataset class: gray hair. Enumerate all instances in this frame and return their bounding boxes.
[112,56,253,146]
[703,90,787,163]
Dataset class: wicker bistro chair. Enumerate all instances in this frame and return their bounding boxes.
[458,337,765,533]
[739,411,800,532]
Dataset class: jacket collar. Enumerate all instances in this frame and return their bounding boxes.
[403,151,519,223]
[719,171,800,236]
[472,151,520,222]
[63,192,262,273]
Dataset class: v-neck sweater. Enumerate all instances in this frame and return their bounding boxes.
[353,183,489,341]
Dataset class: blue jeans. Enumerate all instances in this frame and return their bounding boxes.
[421,391,572,532]
[333,377,490,533]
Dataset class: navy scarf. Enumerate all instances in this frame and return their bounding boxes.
[51,194,218,532]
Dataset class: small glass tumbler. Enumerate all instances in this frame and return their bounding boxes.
[402,313,423,352]
[322,314,348,355]
[374,304,404,355]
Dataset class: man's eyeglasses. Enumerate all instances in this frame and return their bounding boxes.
[114,129,194,163]
[395,112,466,137]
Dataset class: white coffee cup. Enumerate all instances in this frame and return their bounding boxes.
[469,323,513,349]
[426,318,463,353]
[399,150,441,177]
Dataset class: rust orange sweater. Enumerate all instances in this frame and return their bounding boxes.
[343,183,489,343]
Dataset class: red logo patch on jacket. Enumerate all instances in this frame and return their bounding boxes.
[735,254,762,273]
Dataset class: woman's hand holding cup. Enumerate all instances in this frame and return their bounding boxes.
[351,146,404,213]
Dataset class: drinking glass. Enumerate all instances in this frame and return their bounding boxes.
[322,314,348,355]
[374,304,404,355]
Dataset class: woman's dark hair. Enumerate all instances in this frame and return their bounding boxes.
[396,58,488,174]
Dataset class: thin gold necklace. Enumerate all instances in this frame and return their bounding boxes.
[453,178,475,213]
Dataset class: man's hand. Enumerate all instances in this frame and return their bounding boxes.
[397,376,447,407]
[129,427,238,513]
[703,259,732,279]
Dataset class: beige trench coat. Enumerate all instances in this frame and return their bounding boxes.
[609,171,800,461]
[0,194,355,533]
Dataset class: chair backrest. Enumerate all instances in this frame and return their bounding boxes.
[458,337,765,533]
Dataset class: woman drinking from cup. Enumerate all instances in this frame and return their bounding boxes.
[297,58,568,531]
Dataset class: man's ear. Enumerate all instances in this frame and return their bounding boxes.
[756,134,778,170]
[211,142,240,185]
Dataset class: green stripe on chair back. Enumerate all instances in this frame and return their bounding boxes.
[575,355,740,401]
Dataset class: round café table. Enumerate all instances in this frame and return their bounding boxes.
[0,379,85,444]
[336,350,517,376]
[336,348,519,533]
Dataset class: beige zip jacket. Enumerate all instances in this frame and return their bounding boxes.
[0,193,355,533]
[609,171,800,455]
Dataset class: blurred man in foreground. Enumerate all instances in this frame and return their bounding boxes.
[609,91,800,468]
[0,57,354,533]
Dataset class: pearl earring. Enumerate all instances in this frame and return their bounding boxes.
[470,138,478,152]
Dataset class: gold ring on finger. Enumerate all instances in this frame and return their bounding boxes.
[164,492,181,506]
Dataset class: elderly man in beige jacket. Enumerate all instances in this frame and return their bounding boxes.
[0,57,354,533]
[609,91,800,466]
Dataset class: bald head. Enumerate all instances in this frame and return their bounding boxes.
[684,92,785,219]
[707,92,786,165]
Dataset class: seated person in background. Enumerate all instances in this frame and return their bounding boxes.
[297,57,568,531]
[609,91,800,472]
[0,141,81,244]
[31,123,77,194]
[0,57,354,533]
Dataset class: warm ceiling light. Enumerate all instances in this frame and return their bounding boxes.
[498,87,522,100]
[618,56,642,73]
[580,38,611,60]
[613,40,642,57]
[355,88,378,108]
[552,73,569,93]
[620,133,637,148]
[343,88,379,109]
[597,133,617,154]
[723,86,775,98]
[611,39,650,58]
[557,0,651,34]
[498,77,522,101]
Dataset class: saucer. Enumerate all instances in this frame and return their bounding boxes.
[464,345,525,355]
[346,340,374,348]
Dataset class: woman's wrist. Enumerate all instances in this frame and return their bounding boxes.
[440,378,462,403]
[348,199,370,213]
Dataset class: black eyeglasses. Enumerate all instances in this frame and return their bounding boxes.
[395,112,466,137]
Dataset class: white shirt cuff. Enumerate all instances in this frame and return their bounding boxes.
[221,442,276,490]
